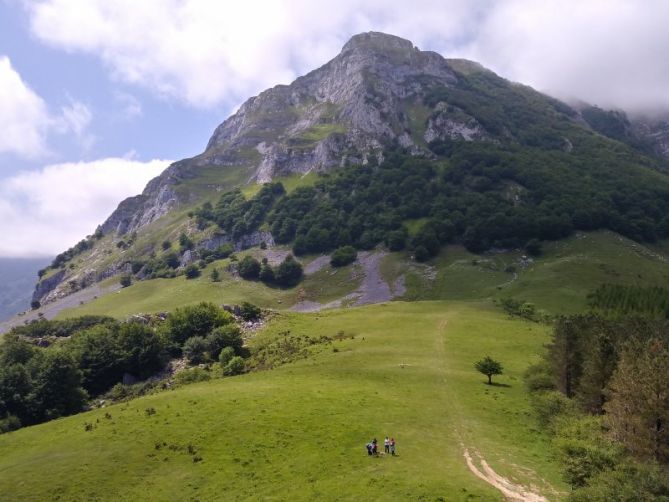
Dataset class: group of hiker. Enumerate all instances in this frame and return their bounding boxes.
[366,437,397,456]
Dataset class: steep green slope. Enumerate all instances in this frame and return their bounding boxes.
[0,302,566,501]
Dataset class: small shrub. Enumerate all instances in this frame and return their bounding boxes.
[30,300,40,310]
[218,347,235,366]
[531,390,577,427]
[0,415,21,434]
[183,336,208,364]
[174,367,211,385]
[259,263,275,283]
[185,264,201,279]
[210,268,221,282]
[145,407,156,416]
[120,275,132,287]
[330,245,357,267]
[239,302,261,321]
[238,256,261,280]
[524,361,555,392]
[413,245,430,262]
[161,240,172,250]
[224,356,245,376]
[274,255,303,287]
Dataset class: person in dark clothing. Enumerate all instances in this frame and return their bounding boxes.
[372,438,378,455]
[366,442,373,456]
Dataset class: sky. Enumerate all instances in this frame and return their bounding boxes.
[2,0,669,258]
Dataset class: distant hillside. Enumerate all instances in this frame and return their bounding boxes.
[0,258,50,321]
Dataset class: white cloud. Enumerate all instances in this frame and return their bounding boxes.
[0,157,170,257]
[0,55,96,160]
[0,56,50,158]
[26,0,669,113]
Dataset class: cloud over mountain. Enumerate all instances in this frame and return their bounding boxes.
[0,157,169,257]
[27,0,669,113]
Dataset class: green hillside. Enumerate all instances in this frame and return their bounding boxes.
[57,231,669,320]
[0,302,566,501]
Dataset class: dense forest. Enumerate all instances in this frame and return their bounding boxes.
[193,138,669,263]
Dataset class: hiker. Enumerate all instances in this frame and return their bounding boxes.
[366,442,373,456]
[372,438,378,455]
[390,437,396,456]
[384,436,390,454]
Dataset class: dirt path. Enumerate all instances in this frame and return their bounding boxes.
[463,448,548,502]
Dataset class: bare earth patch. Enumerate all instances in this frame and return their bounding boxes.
[463,447,548,502]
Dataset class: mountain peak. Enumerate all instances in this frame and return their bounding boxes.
[341,31,416,56]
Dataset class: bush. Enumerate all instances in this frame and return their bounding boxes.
[259,263,275,283]
[207,325,243,356]
[179,233,194,250]
[570,461,669,501]
[386,229,407,251]
[413,245,430,262]
[184,264,201,279]
[330,246,357,267]
[238,256,261,280]
[274,255,303,287]
[30,300,40,310]
[163,252,180,269]
[120,275,132,288]
[0,415,21,434]
[167,302,234,346]
[218,347,235,366]
[210,268,221,282]
[174,367,211,385]
[239,302,261,321]
[530,390,577,427]
[524,361,555,392]
[183,336,208,364]
[161,240,172,250]
[223,356,245,376]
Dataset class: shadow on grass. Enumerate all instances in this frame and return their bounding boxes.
[486,382,511,388]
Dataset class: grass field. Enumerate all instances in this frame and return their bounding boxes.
[0,302,566,501]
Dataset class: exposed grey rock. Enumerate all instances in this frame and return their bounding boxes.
[424,103,488,143]
[179,249,197,268]
[32,269,66,304]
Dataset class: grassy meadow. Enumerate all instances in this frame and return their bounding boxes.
[0,302,566,501]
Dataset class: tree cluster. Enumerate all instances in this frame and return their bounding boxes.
[236,255,303,287]
[0,303,246,433]
[528,314,669,495]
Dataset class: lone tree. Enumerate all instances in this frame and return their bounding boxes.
[475,356,503,385]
